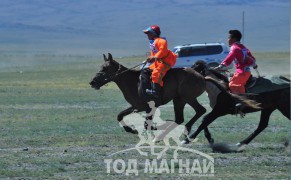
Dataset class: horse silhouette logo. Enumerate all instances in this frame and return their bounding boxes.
[119,101,198,159]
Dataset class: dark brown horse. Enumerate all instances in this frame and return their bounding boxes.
[183,61,290,151]
[90,53,211,141]
[90,54,259,145]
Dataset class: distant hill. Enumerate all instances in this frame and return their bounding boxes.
[0,0,289,56]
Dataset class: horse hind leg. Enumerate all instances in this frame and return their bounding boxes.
[203,127,214,145]
[238,109,274,146]
[278,106,290,120]
[277,88,290,120]
[277,100,290,120]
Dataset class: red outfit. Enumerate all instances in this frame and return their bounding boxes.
[148,37,177,86]
[221,42,256,94]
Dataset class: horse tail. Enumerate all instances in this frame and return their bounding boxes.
[205,77,261,110]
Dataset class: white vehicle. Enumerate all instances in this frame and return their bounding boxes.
[172,42,232,68]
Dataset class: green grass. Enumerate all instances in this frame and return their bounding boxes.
[0,52,290,179]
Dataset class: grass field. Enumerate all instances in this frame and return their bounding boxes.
[0,52,290,179]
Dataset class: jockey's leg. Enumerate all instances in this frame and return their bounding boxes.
[229,72,251,94]
[146,64,170,100]
[229,72,251,109]
[140,68,152,98]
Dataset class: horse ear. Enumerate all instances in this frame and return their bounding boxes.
[103,54,108,62]
[108,53,113,62]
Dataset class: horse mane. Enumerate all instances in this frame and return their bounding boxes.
[192,61,229,84]
[193,61,261,110]
[208,69,229,84]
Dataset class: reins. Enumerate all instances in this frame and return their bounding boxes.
[110,61,147,80]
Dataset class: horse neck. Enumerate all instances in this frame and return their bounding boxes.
[209,70,229,84]
[113,67,140,104]
[205,72,227,108]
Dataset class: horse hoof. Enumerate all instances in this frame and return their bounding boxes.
[181,139,190,145]
[209,138,214,145]
[132,129,138,134]
[236,143,247,152]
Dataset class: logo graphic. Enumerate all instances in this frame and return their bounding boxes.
[104,101,214,176]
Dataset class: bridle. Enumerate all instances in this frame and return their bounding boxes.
[96,61,147,82]
[113,62,147,79]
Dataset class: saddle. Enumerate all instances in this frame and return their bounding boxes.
[244,75,290,94]
[245,75,258,91]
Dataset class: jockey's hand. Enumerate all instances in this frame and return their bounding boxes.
[253,64,258,69]
[213,64,225,71]
[147,57,156,63]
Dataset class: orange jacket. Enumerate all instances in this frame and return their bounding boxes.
[148,37,177,68]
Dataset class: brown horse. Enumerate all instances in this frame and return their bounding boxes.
[90,53,211,141]
[184,61,290,152]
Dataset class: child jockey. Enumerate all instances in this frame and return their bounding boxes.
[214,30,257,94]
[143,25,177,99]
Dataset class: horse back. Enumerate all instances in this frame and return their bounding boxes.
[162,68,206,100]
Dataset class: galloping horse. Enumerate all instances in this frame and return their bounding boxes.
[90,53,210,141]
[183,61,290,151]
[90,54,258,144]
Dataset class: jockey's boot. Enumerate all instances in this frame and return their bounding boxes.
[146,83,161,99]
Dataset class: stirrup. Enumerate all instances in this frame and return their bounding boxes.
[146,89,159,98]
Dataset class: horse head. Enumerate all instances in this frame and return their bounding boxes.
[90,53,122,90]
[192,61,229,84]
[191,60,209,76]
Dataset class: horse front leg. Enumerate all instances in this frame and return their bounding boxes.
[118,106,139,134]
[184,99,206,134]
[185,99,210,143]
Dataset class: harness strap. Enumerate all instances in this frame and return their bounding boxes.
[156,51,171,68]
[242,48,248,64]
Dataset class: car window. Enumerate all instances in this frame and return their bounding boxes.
[177,45,223,57]
[178,46,206,57]
[206,45,223,55]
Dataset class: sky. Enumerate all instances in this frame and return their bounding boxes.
[0,0,290,56]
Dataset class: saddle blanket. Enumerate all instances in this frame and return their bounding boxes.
[247,75,290,94]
